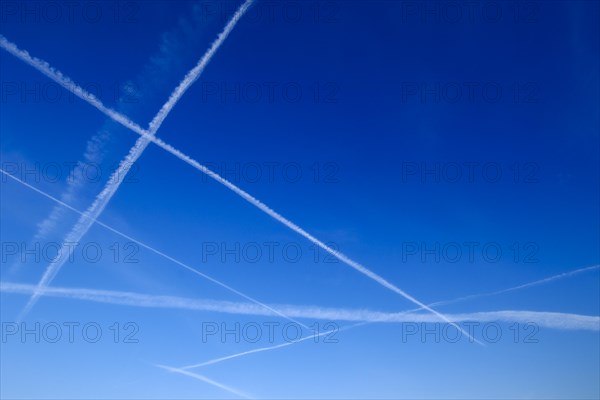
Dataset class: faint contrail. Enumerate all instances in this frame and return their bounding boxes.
[3,280,598,331]
[178,324,364,370]
[130,136,481,342]
[174,266,600,370]
[420,264,600,310]
[19,0,231,266]
[154,364,252,399]
[3,28,478,342]
[14,0,255,319]
[6,130,110,276]
[147,0,254,133]
[1,169,307,328]
[175,301,600,371]
[5,169,597,337]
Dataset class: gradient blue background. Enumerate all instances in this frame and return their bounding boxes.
[1,1,599,398]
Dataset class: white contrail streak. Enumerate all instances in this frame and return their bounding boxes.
[3,24,480,341]
[19,0,226,268]
[7,131,110,276]
[147,0,254,134]
[174,266,600,371]
[154,364,252,399]
[2,281,598,331]
[17,126,149,320]
[12,0,255,318]
[130,136,481,342]
[0,169,307,328]
[0,35,147,137]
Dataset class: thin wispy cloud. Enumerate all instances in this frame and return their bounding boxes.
[31,130,110,241]
[11,0,255,319]
[5,130,110,277]
[15,1,232,268]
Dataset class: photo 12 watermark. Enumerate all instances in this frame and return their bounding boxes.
[400,241,540,264]
[1,240,140,265]
[397,1,540,24]
[200,321,339,344]
[199,240,341,265]
[196,81,340,104]
[1,80,141,104]
[400,322,539,344]
[1,321,140,343]
[0,1,140,24]
[196,1,341,25]
[400,162,540,184]
[400,81,540,104]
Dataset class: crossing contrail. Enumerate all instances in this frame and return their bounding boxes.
[1,168,307,328]
[122,135,482,342]
[4,24,475,341]
[3,281,598,331]
[13,0,255,319]
[16,0,233,271]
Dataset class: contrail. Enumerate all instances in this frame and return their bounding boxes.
[147,0,254,133]
[32,131,110,241]
[3,28,482,341]
[154,364,252,399]
[178,324,366,370]
[0,169,308,328]
[127,136,481,342]
[173,266,600,370]
[14,0,255,319]
[0,35,147,137]
[5,169,597,336]
[4,277,598,375]
[3,281,598,331]
[6,130,110,276]
[420,264,600,310]
[176,302,600,371]
[17,0,228,269]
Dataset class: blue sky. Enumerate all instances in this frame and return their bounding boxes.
[0,1,599,398]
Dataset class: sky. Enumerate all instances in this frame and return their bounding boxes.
[0,0,599,399]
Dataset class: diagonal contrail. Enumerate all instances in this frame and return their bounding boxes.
[154,364,252,399]
[0,35,148,137]
[122,133,483,342]
[1,168,307,328]
[13,0,255,319]
[13,2,228,273]
[178,324,364,370]
[3,27,474,341]
[173,266,600,370]
[408,264,600,312]
[3,281,598,331]
[147,0,254,134]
